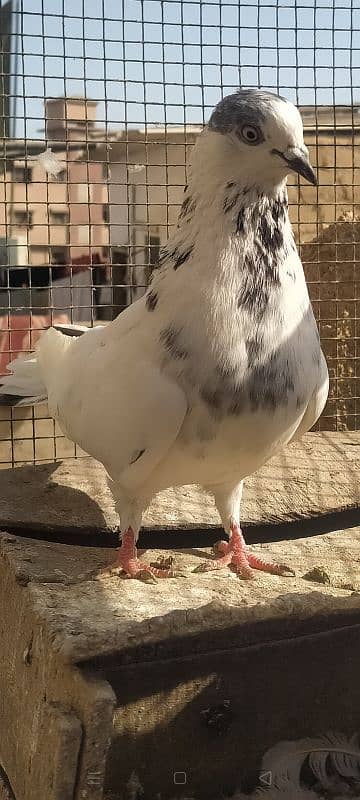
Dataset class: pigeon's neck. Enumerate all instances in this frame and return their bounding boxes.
[153,130,296,298]
[174,130,293,282]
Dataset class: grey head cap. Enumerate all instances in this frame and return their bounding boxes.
[208,88,290,134]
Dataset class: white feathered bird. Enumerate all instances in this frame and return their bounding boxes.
[0,90,329,580]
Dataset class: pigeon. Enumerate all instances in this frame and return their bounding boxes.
[0,89,329,580]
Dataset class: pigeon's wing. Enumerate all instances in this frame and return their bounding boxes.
[85,360,188,488]
[291,351,329,441]
[48,310,188,486]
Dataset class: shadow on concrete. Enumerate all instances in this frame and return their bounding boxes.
[0,458,359,551]
[87,597,360,800]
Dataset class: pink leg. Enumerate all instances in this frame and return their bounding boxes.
[195,523,294,580]
[99,528,176,581]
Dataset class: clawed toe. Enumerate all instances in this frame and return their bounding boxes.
[193,554,254,579]
[247,552,295,576]
[97,559,170,582]
[230,560,254,580]
[98,551,183,581]
[136,568,159,583]
[194,524,295,580]
[193,550,233,573]
[276,564,296,577]
[97,528,185,581]
[97,562,125,579]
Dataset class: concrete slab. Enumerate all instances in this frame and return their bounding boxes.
[1,529,360,665]
[0,432,359,799]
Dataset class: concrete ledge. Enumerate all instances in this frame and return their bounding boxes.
[0,432,359,798]
[1,530,360,665]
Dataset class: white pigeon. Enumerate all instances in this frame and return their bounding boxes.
[0,90,329,580]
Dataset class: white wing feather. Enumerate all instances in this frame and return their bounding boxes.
[291,352,329,440]
[38,306,187,485]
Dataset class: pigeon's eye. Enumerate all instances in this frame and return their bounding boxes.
[239,125,261,145]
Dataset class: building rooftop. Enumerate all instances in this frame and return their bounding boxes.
[2,100,360,165]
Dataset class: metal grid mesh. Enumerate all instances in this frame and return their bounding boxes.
[0,0,359,467]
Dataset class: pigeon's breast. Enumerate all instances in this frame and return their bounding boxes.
[175,299,323,475]
[156,278,322,470]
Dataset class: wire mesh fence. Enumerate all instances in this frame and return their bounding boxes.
[0,0,359,466]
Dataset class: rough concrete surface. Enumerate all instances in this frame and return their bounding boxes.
[0,527,359,665]
[0,431,359,799]
[0,542,116,800]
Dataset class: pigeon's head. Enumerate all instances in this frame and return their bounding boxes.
[208,89,317,187]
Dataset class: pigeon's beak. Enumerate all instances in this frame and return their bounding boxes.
[273,146,317,186]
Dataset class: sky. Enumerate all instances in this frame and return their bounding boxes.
[5,0,360,138]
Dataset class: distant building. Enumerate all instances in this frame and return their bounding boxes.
[0,97,109,320]
[94,104,360,312]
[291,104,360,243]
[96,125,201,310]
[1,99,359,320]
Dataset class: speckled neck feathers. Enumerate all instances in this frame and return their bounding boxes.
[148,161,296,320]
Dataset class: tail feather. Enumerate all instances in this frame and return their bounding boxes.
[0,393,47,407]
[53,323,91,337]
[0,353,48,406]
[0,334,54,408]
[7,355,37,373]
[0,324,96,408]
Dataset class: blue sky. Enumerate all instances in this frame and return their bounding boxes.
[7,0,360,138]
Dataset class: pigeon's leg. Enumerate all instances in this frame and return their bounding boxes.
[99,490,177,581]
[195,481,294,579]
[100,528,176,581]
[194,522,254,578]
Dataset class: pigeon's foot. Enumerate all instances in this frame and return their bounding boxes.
[194,523,294,579]
[99,528,177,582]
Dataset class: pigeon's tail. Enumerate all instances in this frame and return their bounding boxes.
[0,323,86,408]
[0,352,47,407]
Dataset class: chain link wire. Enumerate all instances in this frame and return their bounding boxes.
[0,0,359,465]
